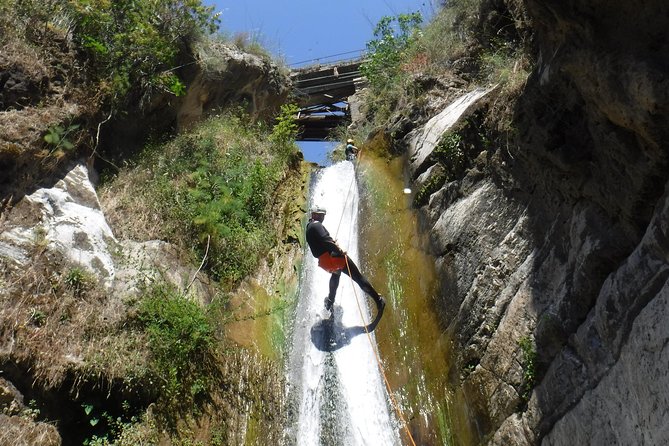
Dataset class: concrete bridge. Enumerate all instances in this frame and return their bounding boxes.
[290,59,366,140]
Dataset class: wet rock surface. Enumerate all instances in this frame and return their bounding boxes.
[404,0,669,444]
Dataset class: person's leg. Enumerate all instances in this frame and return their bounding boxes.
[325,272,341,310]
[341,257,381,301]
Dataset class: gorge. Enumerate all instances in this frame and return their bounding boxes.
[1,0,668,445]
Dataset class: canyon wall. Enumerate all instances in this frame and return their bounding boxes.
[404,0,669,444]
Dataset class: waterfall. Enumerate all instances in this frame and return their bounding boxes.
[286,161,399,445]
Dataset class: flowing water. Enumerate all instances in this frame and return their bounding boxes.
[285,88,493,445]
[285,161,400,446]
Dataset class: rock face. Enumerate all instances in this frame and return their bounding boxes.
[407,87,491,179]
[0,378,61,446]
[0,163,117,282]
[100,41,291,152]
[177,41,290,130]
[407,0,669,444]
[0,162,213,301]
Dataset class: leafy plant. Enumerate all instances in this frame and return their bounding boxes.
[433,131,465,181]
[101,105,299,291]
[158,72,187,97]
[63,0,220,105]
[82,400,146,446]
[361,13,423,91]
[414,170,447,207]
[32,226,48,249]
[82,403,100,427]
[44,123,80,153]
[137,283,216,406]
[64,267,92,297]
[518,335,537,403]
[361,12,423,91]
[29,308,46,326]
[21,400,41,420]
[270,103,300,155]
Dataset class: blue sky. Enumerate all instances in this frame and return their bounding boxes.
[206,0,438,164]
[208,0,437,67]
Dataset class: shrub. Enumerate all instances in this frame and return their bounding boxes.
[65,0,220,104]
[407,0,480,73]
[270,103,300,154]
[414,170,447,207]
[518,335,537,403]
[433,131,465,181]
[137,283,215,406]
[4,0,221,108]
[360,12,423,92]
[64,266,93,297]
[101,108,295,288]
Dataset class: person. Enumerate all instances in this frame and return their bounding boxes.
[306,207,385,318]
[345,138,359,161]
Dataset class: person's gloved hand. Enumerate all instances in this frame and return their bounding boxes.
[330,250,345,258]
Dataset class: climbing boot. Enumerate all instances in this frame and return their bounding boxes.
[324,296,334,312]
[375,296,386,316]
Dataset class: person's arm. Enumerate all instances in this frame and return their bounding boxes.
[315,223,344,256]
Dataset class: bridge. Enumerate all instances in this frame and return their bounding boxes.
[290,58,367,140]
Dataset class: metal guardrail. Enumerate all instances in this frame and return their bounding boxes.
[289,49,367,69]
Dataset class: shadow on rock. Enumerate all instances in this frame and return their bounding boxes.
[310,305,383,352]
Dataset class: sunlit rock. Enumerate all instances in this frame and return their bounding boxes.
[0,163,116,285]
[407,87,491,179]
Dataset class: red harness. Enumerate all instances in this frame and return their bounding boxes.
[317,252,346,273]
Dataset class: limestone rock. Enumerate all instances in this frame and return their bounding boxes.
[0,163,116,284]
[0,162,214,302]
[407,87,491,179]
[401,0,669,443]
[177,41,290,130]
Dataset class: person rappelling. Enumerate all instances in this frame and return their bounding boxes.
[345,138,359,161]
[306,207,385,321]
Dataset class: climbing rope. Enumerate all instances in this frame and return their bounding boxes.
[333,149,418,446]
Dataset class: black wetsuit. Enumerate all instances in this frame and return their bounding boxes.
[306,220,340,257]
[306,219,381,306]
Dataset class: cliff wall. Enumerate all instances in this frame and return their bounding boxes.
[0,37,295,444]
[401,0,669,444]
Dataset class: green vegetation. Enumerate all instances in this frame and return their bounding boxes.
[270,103,301,150]
[414,170,447,207]
[436,398,455,446]
[1,0,219,109]
[103,107,298,287]
[82,401,156,446]
[360,12,423,91]
[136,283,216,408]
[67,0,219,101]
[44,123,80,154]
[518,335,538,403]
[64,267,93,297]
[434,131,465,180]
[360,1,531,133]
[410,0,481,71]
[29,308,46,327]
[359,12,423,122]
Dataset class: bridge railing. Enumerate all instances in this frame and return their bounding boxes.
[289,49,368,70]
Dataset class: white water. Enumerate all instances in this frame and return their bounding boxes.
[286,161,399,446]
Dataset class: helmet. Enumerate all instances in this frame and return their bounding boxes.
[311,207,326,215]
[347,139,354,144]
